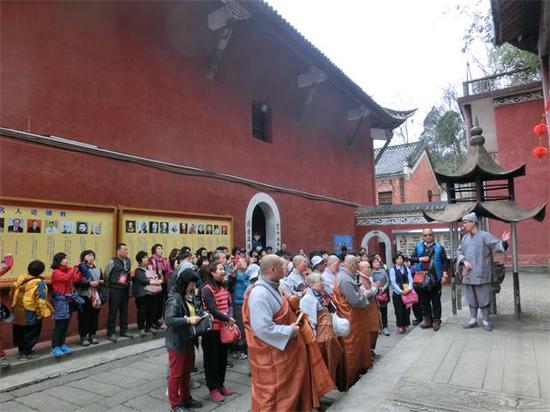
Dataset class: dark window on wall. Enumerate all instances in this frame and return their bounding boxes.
[252,101,271,142]
[378,191,393,205]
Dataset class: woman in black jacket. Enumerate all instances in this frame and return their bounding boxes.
[165,269,203,412]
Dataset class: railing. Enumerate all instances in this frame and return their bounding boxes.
[462,68,541,96]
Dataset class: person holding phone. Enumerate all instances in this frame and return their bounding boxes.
[165,268,203,412]
[201,262,235,402]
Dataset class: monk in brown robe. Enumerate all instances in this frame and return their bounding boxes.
[242,255,313,411]
[332,255,372,391]
[299,272,343,384]
[358,261,382,357]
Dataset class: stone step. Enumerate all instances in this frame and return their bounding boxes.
[0,325,164,379]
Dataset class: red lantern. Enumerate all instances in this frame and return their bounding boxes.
[533,122,548,136]
[533,145,549,160]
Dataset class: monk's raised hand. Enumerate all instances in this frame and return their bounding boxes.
[502,231,511,242]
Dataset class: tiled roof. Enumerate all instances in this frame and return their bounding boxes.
[374,141,426,176]
[247,1,416,129]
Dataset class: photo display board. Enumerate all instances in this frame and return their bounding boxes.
[120,208,233,263]
[0,198,116,286]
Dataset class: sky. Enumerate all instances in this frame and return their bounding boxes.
[265,0,491,144]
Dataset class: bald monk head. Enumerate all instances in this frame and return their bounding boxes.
[260,254,285,282]
[358,260,370,275]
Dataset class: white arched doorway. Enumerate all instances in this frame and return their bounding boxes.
[245,193,281,251]
[361,230,393,267]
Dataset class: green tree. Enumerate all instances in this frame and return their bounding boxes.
[420,103,466,174]
[460,0,539,78]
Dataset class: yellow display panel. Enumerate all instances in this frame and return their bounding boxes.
[119,208,233,263]
[0,198,116,286]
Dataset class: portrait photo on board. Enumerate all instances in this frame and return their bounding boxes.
[125,220,136,233]
[76,222,88,234]
[27,219,42,233]
[61,221,73,234]
[8,218,24,233]
[149,221,159,234]
[45,220,59,233]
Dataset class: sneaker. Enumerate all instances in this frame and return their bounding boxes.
[170,406,186,412]
[463,320,478,329]
[108,334,118,342]
[0,356,10,368]
[433,319,441,331]
[226,360,234,368]
[149,327,159,335]
[190,380,201,389]
[51,346,64,357]
[139,329,146,337]
[220,386,233,396]
[482,321,493,332]
[88,335,99,345]
[60,344,72,354]
[382,327,391,336]
[209,389,225,402]
[397,327,405,334]
[119,332,136,339]
[237,352,248,360]
[412,319,422,326]
[80,338,90,347]
[182,397,203,408]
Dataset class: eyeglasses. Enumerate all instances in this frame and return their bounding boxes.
[423,233,433,237]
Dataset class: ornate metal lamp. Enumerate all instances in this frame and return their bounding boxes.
[422,126,546,318]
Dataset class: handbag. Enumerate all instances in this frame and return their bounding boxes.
[331,313,350,337]
[220,323,241,344]
[413,270,435,290]
[190,314,213,338]
[376,290,389,304]
[401,289,419,308]
[0,304,14,323]
[88,288,102,309]
[144,268,163,295]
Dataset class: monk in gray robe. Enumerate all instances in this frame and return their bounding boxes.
[279,255,308,297]
[456,213,510,331]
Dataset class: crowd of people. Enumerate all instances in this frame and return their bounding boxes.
[0,213,510,412]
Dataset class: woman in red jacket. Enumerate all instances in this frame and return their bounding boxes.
[50,252,81,357]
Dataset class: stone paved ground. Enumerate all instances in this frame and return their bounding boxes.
[2,284,446,412]
[330,272,550,412]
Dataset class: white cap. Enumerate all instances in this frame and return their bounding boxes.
[311,255,324,268]
[461,212,478,223]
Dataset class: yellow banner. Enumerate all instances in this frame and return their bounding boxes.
[0,200,116,286]
[120,210,233,264]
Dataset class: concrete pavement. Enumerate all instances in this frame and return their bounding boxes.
[330,271,550,411]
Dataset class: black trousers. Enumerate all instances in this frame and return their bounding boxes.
[393,293,411,327]
[107,288,129,336]
[201,330,229,390]
[151,293,164,325]
[13,321,42,356]
[412,292,423,322]
[379,305,388,328]
[52,318,71,347]
[418,283,442,320]
[135,295,155,330]
[78,296,100,337]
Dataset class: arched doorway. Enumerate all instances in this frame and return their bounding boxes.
[245,193,281,251]
[361,230,393,267]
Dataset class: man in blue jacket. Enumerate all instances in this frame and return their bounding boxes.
[411,228,449,331]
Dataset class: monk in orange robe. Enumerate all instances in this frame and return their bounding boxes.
[242,255,313,412]
[332,255,372,391]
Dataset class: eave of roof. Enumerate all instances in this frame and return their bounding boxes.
[246,1,416,129]
[491,0,541,54]
[374,141,425,177]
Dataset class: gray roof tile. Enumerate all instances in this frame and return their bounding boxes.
[374,142,425,176]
